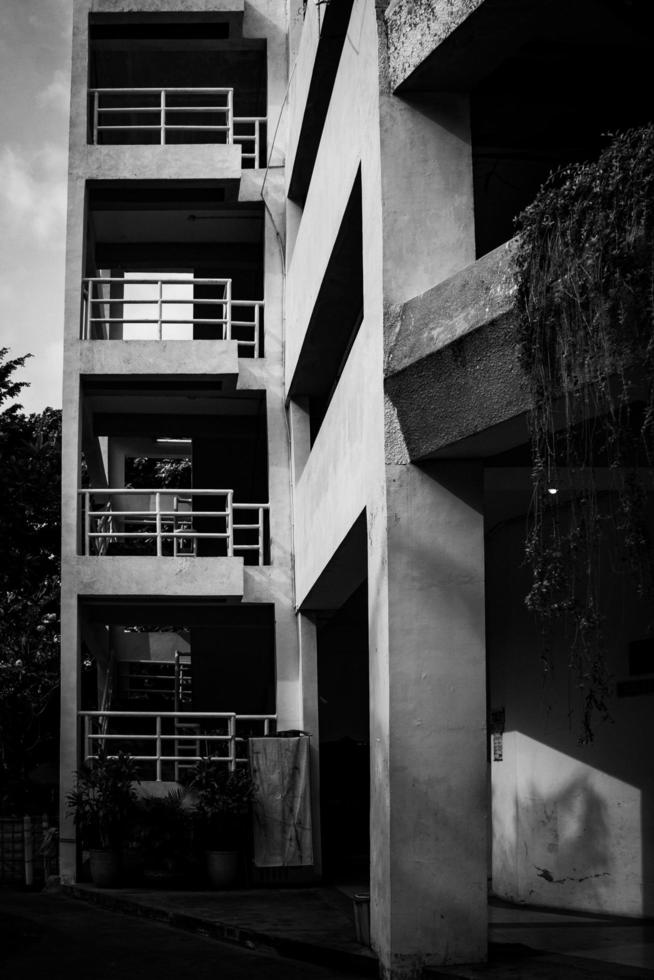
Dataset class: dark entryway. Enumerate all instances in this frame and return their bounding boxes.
[317,581,370,883]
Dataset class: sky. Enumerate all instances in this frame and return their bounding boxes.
[0,0,72,414]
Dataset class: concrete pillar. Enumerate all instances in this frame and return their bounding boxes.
[379,92,475,304]
[297,612,322,873]
[59,369,82,882]
[371,462,487,978]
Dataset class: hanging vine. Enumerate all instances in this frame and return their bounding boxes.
[515,124,654,742]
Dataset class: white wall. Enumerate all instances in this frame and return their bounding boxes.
[488,484,654,916]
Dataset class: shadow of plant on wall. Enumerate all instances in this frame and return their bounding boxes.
[492,756,635,912]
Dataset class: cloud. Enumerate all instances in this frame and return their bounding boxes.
[36,69,70,114]
[0,143,67,245]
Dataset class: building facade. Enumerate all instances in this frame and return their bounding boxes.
[60,2,654,978]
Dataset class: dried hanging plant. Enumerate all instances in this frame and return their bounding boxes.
[515,124,654,742]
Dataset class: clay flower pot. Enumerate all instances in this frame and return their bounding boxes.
[206,849,239,888]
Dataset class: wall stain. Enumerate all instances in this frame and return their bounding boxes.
[535,866,610,885]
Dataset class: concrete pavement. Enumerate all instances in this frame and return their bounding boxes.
[0,890,366,980]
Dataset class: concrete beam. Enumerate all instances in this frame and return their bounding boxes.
[384,240,530,460]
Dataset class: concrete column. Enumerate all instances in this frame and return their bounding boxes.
[371,462,487,978]
[379,91,475,304]
[59,368,82,881]
[297,612,322,873]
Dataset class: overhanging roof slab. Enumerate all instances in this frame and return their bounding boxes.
[385,0,549,92]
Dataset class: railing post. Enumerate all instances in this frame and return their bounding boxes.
[255,119,260,168]
[160,89,166,145]
[83,283,90,340]
[84,491,90,556]
[228,715,236,771]
[227,491,234,557]
[83,714,91,763]
[23,817,34,888]
[227,89,234,145]
[156,715,162,782]
[158,279,163,340]
[259,507,264,566]
[93,91,99,144]
[155,491,162,556]
[254,304,260,358]
[226,279,232,341]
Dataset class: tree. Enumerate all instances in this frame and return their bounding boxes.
[0,348,61,812]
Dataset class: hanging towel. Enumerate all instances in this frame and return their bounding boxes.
[249,736,313,867]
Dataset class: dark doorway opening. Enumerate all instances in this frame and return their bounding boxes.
[317,580,370,884]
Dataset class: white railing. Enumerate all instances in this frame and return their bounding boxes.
[80,710,276,779]
[82,277,263,356]
[79,488,268,564]
[89,87,265,166]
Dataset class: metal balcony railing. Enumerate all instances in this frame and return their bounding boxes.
[80,710,276,779]
[79,488,268,564]
[89,87,265,166]
[82,277,263,356]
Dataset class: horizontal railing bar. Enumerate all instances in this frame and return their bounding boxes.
[80,711,275,720]
[79,488,238,495]
[95,125,164,131]
[89,299,227,307]
[87,734,232,742]
[90,87,233,93]
[161,107,230,114]
[98,124,231,132]
[88,319,225,327]
[98,107,229,115]
[87,509,230,518]
[161,125,234,131]
[88,532,230,540]
[86,755,233,763]
[88,532,229,540]
[84,277,231,285]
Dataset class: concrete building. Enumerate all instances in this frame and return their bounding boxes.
[60,1,654,977]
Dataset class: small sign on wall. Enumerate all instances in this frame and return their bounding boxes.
[490,708,505,762]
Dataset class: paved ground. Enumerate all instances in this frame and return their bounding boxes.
[0,890,366,980]
[490,901,654,973]
[64,882,375,970]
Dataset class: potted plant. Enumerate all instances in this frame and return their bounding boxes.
[137,787,197,882]
[67,750,138,887]
[188,758,254,888]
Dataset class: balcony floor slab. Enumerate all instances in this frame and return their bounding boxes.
[69,555,244,599]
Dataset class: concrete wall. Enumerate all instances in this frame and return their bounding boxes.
[288,2,487,975]
[289,0,385,605]
[487,476,654,917]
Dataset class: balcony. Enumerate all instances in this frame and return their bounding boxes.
[89,87,266,167]
[81,188,266,360]
[82,275,263,357]
[78,600,277,782]
[80,710,275,781]
[79,488,269,565]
